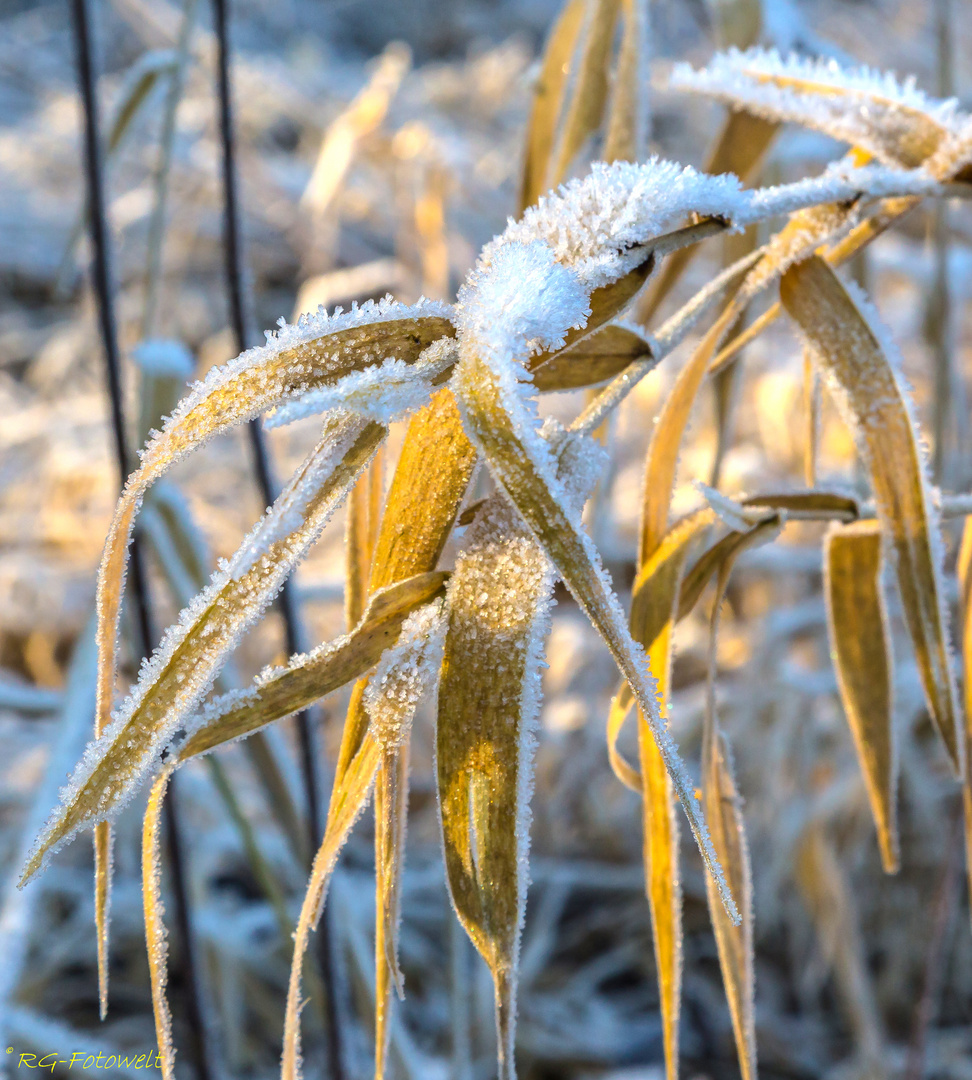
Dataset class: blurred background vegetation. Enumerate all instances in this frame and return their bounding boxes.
[2,0,972,1077]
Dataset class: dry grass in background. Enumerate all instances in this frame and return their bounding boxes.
[3,1,972,1079]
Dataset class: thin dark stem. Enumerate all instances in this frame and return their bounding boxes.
[70,3,211,1078]
[208,0,343,1074]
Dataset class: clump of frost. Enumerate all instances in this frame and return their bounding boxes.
[671,47,965,166]
[265,338,457,429]
[494,158,748,291]
[363,599,447,750]
[457,240,591,360]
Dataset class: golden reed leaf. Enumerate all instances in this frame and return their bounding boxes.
[627,509,715,1080]
[454,351,738,922]
[177,571,448,762]
[781,255,962,774]
[142,765,175,1080]
[701,518,780,1080]
[283,389,479,1079]
[957,518,972,932]
[22,419,385,886]
[824,521,899,873]
[437,497,555,1080]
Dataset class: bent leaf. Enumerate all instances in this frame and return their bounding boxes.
[453,348,736,920]
[781,256,962,774]
[22,417,385,885]
[671,47,963,167]
[91,303,453,801]
[177,572,448,762]
[532,323,654,391]
[629,509,714,1080]
[437,496,557,1080]
[824,522,899,873]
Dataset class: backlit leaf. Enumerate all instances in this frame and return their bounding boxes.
[824,521,899,873]
[781,255,962,774]
[142,765,175,1080]
[22,417,385,885]
[437,496,557,1080]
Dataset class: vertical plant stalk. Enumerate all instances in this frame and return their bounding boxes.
[207,0,342,1072]
[69,2,210,1076]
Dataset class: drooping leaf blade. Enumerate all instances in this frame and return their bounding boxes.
[781,255,962,774]
[824,521,899,873]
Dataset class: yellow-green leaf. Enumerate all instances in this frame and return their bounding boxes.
[824,521,899,873]
[781,255,962,774]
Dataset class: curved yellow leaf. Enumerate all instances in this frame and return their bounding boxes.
[781,255,962,774]
[437,496,557,1080]
[142,765,176,1080]
[824,521,899,873]
[176,572,448,762]
[22,417,385,885]
[532,323,654,392]
[603,0,649,165]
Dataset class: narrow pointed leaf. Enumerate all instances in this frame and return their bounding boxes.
[437,496,557,1080]
[91,304,452,801]
[628,509,715,1080]
[177,572,448,762]
[454,350,737,921]
[142,765,175,1080]
[781,255,962,774]
[701,522,779,1080]
[22,417,385,884]
[824,521,899,873]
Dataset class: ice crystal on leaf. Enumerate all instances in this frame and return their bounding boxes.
[364,598,447,750]
[671,47,966,167]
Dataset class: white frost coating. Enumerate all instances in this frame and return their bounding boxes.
[671,47,965,165]
[494,159,748,291]
[742,160,945,221]
[442,493,558,1064]
[24,417,376,876]
[458,241,591,358]
[363,598,447,750]
[135,296,451,468]
[453,225,739,920]
[265,338,458,429]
